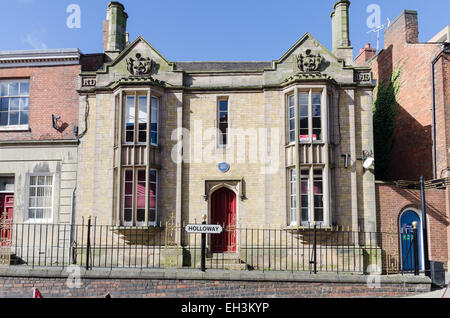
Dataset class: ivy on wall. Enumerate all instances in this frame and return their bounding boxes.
[373,68,402,181]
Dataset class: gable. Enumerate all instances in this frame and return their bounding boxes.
[264,33,348,85]
[97,36,182,86]
[101,37,174,74]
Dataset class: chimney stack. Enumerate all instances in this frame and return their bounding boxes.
[384,10,419,47]
[354,43,376,66]
[103,2,128,59]
[331,0,354,65]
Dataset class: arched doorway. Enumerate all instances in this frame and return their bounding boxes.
[210,187,237,253]
[399,209,423,271]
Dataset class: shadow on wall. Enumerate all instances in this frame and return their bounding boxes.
[392,188,448,227]
[376,186,449,234]
[373,44,433,181]
[375,184,449,273]
[387,105,433,181]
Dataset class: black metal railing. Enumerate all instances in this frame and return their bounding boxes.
[6,220,421,275]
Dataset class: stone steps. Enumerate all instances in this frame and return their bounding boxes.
[206,253,248,270]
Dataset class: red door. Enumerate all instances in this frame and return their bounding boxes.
[0,194,14,246]
[211,188,237,253]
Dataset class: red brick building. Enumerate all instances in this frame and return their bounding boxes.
[0,50,103,226]
[356,10,450,270]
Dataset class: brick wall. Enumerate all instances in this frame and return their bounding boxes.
[0,65,80,141]
[376,182,449,270]
[434,52,450,178]
[370,11,443,181]
[355,44,376,66]
[0,277,429,298]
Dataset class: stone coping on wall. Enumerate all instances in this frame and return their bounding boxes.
[0,267,431,286]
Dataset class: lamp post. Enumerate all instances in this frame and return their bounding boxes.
[420,176,430,276]
[312,221,317,274]
[201,214,207,272]
[412,221,419,276]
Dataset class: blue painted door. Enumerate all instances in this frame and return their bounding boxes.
[400,211,422,271]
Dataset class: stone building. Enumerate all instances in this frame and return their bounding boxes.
[76,0,376,251]
[357,10,450,270]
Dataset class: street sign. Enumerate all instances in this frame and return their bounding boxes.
[185,224,223,234]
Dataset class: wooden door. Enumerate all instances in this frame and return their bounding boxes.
[211,187,237,253]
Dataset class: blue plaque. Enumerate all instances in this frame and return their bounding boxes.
[218,162,230,173]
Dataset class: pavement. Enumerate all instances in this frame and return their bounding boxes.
[408,272,450,298]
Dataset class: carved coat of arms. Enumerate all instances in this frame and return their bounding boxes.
[297,49,323,72]
[126,53,154,76]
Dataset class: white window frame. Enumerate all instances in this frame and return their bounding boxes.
[287,94,296,144]
[0,79,30,130]
[137,95,148,145]
[25,173,54,224]
[300,168,311,226]
[288,168,297,226]
[150,96,160,147]
[148,169,158,227]
[122,168,158,227]
[124,95,136,145]
[217,97,230,148]
[299,167,324,226]
[298,89,324,144]
[122,169,134,227]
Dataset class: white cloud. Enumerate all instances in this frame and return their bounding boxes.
[22,33,47,49]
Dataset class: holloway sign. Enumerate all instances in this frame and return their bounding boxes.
[185,224,223,234]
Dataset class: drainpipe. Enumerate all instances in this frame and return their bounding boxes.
[431,43,450,179]
[68,187,76,264]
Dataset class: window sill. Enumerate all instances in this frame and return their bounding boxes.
[0,125,30,132]
[299,142,326,145]
[24,219,53,224]
[111,225,162,231]
[122,143,160,149]
[284,225,332,232]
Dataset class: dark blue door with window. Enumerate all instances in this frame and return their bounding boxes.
[400,210,422,271]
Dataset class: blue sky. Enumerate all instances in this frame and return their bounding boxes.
[2,0,449,61]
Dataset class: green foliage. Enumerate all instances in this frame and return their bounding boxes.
[373,68,402,181]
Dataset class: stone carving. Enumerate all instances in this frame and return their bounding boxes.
[354,70,373,84]
[126,53,154,76]
[297,49,323,72]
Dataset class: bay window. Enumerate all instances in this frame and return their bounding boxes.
[122,169,158,227]
[293,167,324,225]
[116,89,161,227]
[286,87,330,226]
[124,94,159,146]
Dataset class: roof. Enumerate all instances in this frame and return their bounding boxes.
[174,61,272,72]
[0,48,81,68]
